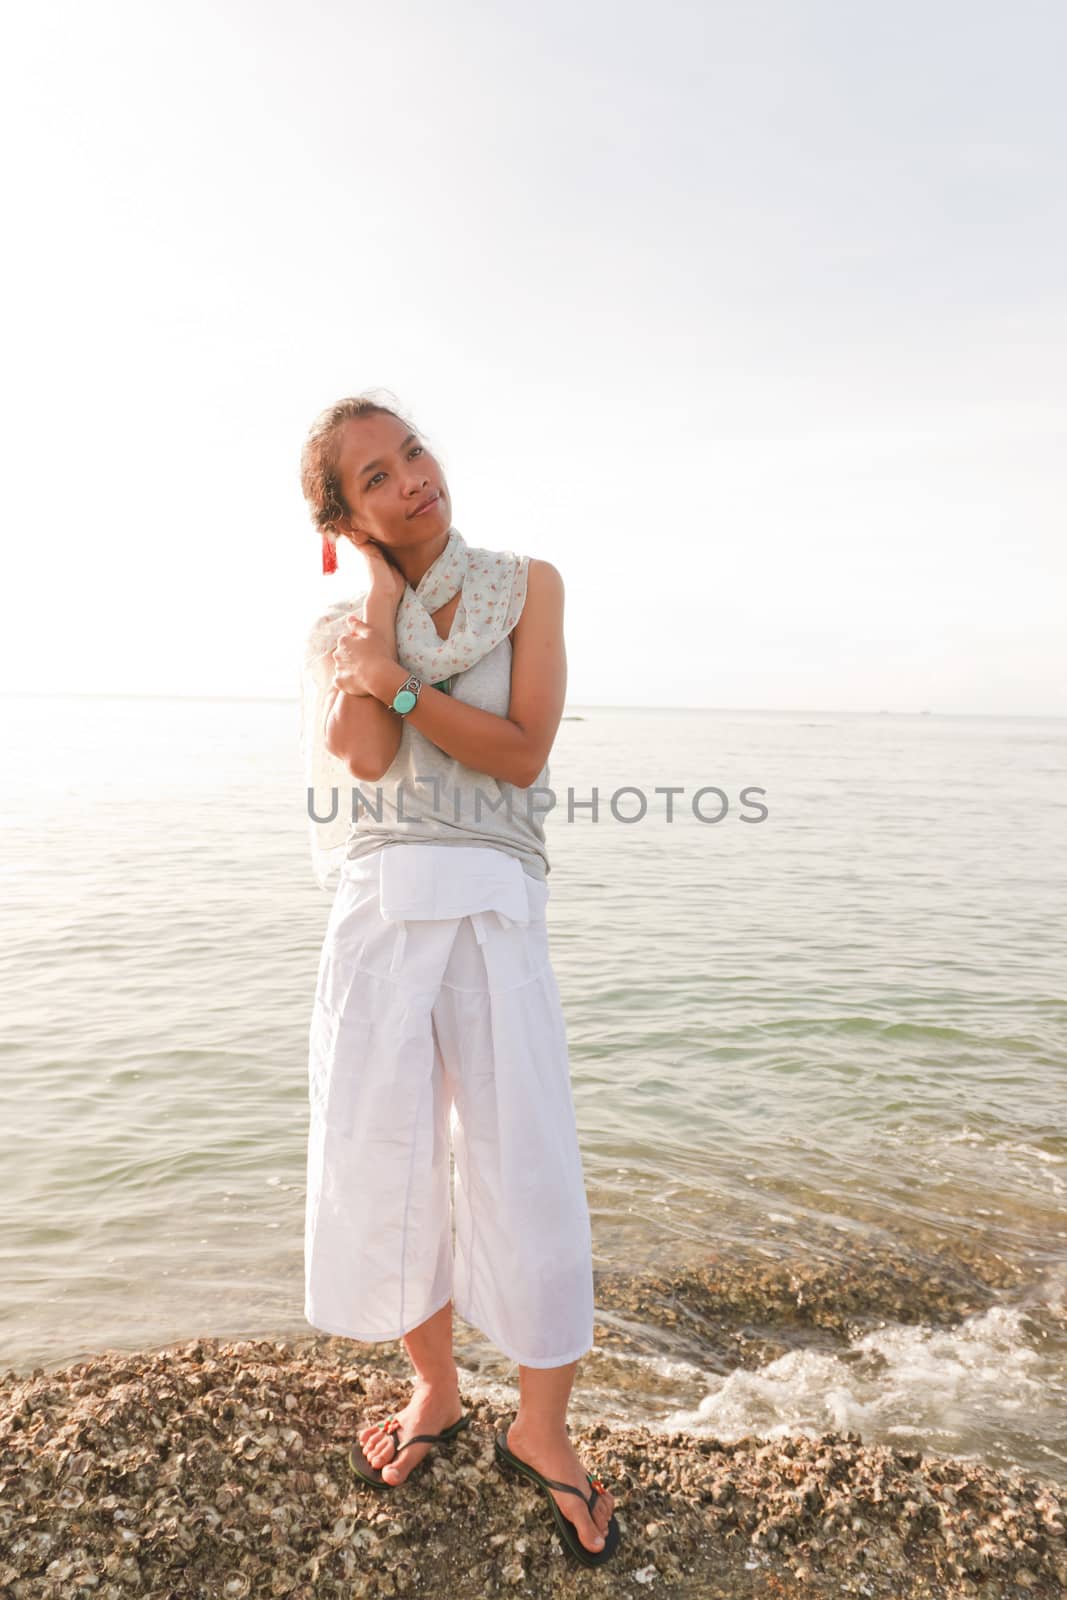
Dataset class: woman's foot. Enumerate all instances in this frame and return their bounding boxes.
[357,1379,464,1485]
[505,1419,617,1555]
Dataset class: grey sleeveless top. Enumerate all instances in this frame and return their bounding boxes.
[343,615,551,881]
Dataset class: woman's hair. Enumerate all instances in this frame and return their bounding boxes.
[299,391,419,539]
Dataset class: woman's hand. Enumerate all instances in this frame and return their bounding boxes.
[341,521,408,610]
[331,616,397,698]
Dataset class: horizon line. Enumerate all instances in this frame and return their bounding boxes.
[0,691,1064,721]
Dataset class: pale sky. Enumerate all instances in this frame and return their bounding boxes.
[2,0,1064,713]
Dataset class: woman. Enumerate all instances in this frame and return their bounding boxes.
[298,396,620,1566]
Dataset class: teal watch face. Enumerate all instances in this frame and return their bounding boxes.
[393,688,417,714]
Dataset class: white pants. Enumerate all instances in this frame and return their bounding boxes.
[304,843,595,1368]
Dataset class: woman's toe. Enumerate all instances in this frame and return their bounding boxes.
[593,1490,616,1538]
[577,1508,606,1550]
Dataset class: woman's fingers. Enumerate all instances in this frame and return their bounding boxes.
[333,621,369,666]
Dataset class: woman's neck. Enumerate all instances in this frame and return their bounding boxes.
[391,529,450,590]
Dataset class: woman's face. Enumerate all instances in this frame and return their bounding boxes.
[335,413,450,550]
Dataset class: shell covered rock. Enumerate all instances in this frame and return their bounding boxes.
[0,1334,1064,1598]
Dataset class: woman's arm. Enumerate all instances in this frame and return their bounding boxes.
[362,558,566,789]
[325,585,404,782]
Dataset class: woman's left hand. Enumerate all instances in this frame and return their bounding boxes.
[331,616,395,698]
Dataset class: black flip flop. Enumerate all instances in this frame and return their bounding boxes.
[493,1426,621,1568]
[349,1409,471,1488]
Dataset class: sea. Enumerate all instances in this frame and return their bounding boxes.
[1,694,1064,1489]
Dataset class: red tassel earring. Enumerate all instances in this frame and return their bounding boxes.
[321,532,337,574]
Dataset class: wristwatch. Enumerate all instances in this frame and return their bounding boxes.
[390,673,422,715]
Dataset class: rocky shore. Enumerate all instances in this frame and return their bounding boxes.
[2,1333,1064,1599]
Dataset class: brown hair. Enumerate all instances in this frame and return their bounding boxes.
[299,391,420,541]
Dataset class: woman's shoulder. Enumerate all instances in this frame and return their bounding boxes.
[506,558,564,647]
[519,557,564,612]
[524,556,563,587]
[467,542,561,582]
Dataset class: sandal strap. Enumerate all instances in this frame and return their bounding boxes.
[391,1416,468,1456]
[500,1432,610,1512]
[393,1430,445,1454]
[532,1469,601,1512]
